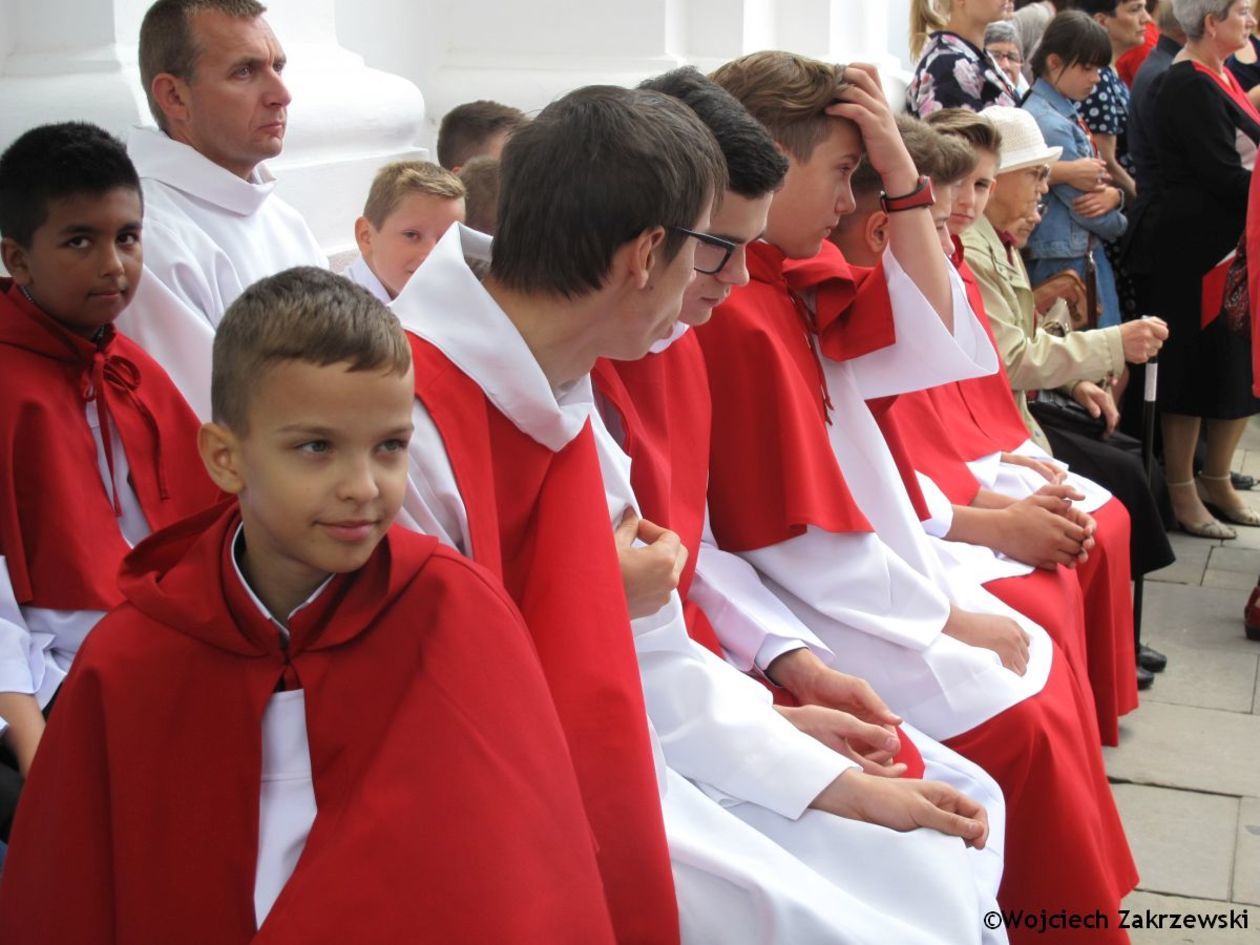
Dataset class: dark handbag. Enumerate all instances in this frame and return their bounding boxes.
[1224,231,1249,336]
[1028,388,1107,438]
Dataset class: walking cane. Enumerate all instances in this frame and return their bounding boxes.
[1132,350,1159,639]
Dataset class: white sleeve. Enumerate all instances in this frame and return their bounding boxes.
[689,511,836,674]
[396,399,470,553]
[632,591,855,818]
[0,560,53,737]
[915,473,957,539]
[115,263,217,421]
[742,527,951,653]
[850,247,997,400]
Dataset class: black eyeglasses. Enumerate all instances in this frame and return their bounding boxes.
[670,226,738,275]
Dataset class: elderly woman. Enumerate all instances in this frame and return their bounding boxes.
[986,19,1032,94]
[1150,0,1260,537]
[909,0,1019,115]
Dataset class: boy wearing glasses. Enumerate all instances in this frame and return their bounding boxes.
[392,84,1001,945]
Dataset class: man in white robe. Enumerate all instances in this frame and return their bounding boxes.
[118,0,326,416]
[395,86,1006,945]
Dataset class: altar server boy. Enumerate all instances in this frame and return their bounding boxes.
[701,52,1137,943]
[347,160,466,302]
[0,122,221,840]
[0,268,618,944]
[395,84,1005,945]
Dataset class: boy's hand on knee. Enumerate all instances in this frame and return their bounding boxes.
[775,704,906,778]
[811,770,989,849]
[944,607,1031,676]
[614,509,687,619]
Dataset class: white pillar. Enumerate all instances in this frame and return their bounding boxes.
[0,0,426,257]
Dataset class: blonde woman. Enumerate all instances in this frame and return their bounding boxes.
[909,0,1020,115]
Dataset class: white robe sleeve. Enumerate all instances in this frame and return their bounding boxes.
[849,247,996,400]
[399,399,856,819]
[689,513,836,674]
[0,560,42,701]
[742,527,951,653]
[915,473,957,539]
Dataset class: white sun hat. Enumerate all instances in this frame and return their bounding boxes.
[980,105,1063,174]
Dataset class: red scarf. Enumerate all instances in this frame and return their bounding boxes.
[697,242,877,550]
[409,335,679,945]
[0,280,219,609]
[0,503,617,944]
[781,250,931,522]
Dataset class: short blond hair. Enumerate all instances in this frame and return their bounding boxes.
[362,160,465,229]
[710,52,853,163]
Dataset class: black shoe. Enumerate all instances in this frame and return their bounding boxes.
[1137,664,1155,690]
[1232,471,1256,491]
[1137,643,1167,673]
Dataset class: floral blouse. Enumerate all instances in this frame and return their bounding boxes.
[908,31,1019,117]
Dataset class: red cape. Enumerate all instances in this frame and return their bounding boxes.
[0,280,219,609]
[594,334,926,778]
[697,242,882,551]
[409,335,679,945]
[0,503,616,944]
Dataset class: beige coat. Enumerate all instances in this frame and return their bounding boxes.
[961,215,1125,453]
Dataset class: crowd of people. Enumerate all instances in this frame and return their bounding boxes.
[0,0,1255,942]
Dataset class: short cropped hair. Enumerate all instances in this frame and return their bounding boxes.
[0,122,142,247]
[639,66,788,198]
[458,156,500,236]
[488,85,726,299]
[1032,10,1114,76]
[362,160,465,229]
[711,52,854,163]
[139,0,267,132]
[1171,0,1236,38]
[925,108,1003,155]
[436,100,529,170]
[211,267,412,430]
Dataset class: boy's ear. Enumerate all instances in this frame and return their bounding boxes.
[0,238,31,285]
[623,225,666,290]
[197,422,246,496]
[353,216,374,258]
[864,210,891,257]
[150,73,192,130]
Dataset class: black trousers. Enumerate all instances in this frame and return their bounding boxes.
[1031,404,1176,581]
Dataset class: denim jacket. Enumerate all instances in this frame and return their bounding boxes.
[1021,79,1127,260]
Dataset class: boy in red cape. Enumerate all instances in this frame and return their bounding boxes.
[701,52,1137,943]
[0,268,617,944]
[829,113,1139,746]
[394,86,1003,945]
[0,122,220,840]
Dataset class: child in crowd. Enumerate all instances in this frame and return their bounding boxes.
[458,155,501,236]
[0,122,220,840]
[347,160,465,302]
[0,267,616,943]
[1022,11,1128,328]
[436,99,528,171]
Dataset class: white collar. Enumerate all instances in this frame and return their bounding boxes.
[344,255,393,303]
[390,224,593,452]
[128,126,278,217]
[230,523,333,638]
[647,320,691,354]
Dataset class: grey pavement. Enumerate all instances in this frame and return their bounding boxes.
[1106,421,1260,943]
